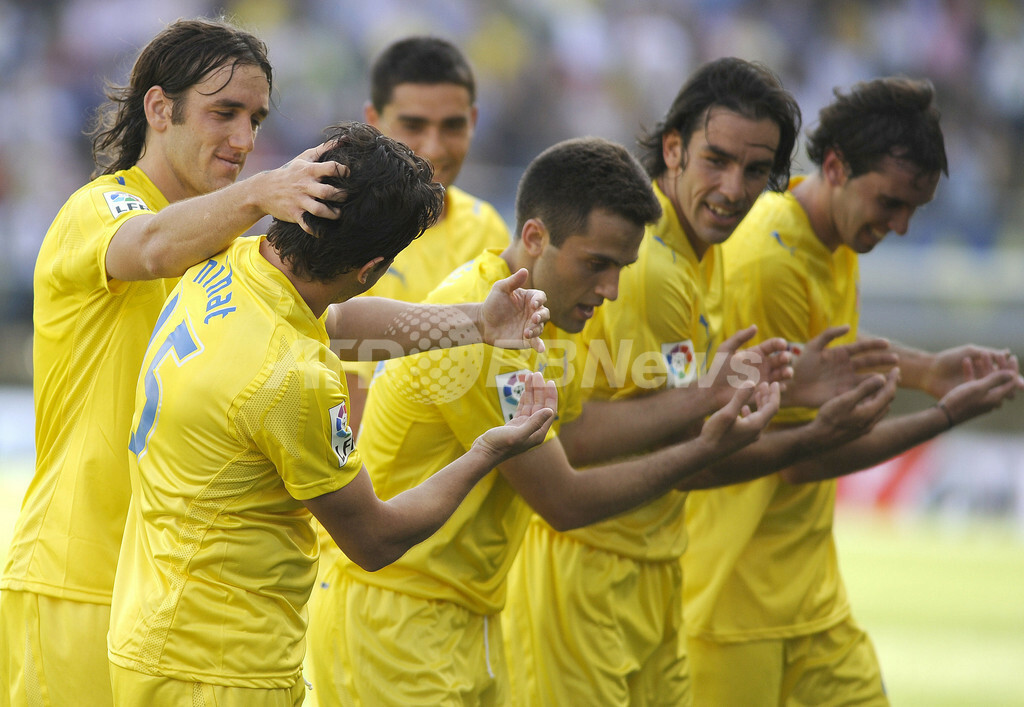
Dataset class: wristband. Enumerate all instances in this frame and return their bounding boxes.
[936,400,955,430]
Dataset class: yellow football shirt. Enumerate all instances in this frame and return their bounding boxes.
[108,237,363,687]
[546,181,723,561]
[683,179,860,642]
[2,167,172,604]
[334,249,583,616]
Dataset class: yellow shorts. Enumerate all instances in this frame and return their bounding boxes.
[307,567,506,706]
[688,618,889,706]
[109,664,306,707]
[0,589,113,706]
[302,520,343,694]
[502,522,689,707]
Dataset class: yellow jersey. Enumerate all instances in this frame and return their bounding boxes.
[335,249,583,616]
[3,167,172,604]
[683,179,860,642]
[108,237,363,687]
[546,181,723,561]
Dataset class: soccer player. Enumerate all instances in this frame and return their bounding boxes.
[306,37,515,655]
[502,56,900,706]
[343,36,511,427]
[682,77,1023,705]
[107,121,557,705]
[307,135,783,706]
[0,18,347,706]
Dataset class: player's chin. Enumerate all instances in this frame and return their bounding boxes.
[554,311,587,334]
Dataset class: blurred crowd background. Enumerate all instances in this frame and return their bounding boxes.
[1,0,1022,396]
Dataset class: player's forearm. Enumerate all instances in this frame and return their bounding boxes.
[560,387,723,468]
[781,407,948,484]
[531,436,725,531]
[329,298,483,361]
[885,339,933,393]
[124,176,269,280]
[358,447,498,570]
[677,422,830,490]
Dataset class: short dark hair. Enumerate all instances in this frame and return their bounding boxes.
[514,137,661,247]
[88,17,272,177]
[266,122,444,282]
[369,36,476,111]
[805,77,948,178]
[638,57,801,192]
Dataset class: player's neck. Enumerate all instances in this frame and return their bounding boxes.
[791,174,840,252]
[258,238,347,319]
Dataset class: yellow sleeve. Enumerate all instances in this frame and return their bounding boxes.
[251,360,363,500]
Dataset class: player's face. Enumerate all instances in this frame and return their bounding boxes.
[367,83,476,190]
[162,63,270,199]
[662,108,779,257]
[826,154,940,254]
[530,209,642,333]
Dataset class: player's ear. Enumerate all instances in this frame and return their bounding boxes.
[662,129,684,174]
[144,86,174,131]
[822,149,849,187]
[364,101,380,127]
[356,257,387,285]
[520,218,549,257]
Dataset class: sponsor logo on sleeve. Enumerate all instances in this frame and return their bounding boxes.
[328,400,355,466]
[496,369,532,421]
[103,191,151,220]
[661,340,697,388]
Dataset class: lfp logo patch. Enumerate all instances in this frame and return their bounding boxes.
[496,369,532,421]
[103,191,151,220]
[328,401,355,466]
[661,340,697,387]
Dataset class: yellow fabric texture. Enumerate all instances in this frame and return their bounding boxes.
[683,180,861,643]
[108,237,362,688]
[688,618,888,706]
[308,569,508,707]
[0,590,115,707]
[109,664,307,707]
[503,522,690,707]
[3,167,172,604]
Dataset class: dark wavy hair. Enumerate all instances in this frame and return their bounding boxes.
[514,137,661,247]
[637,57,801,192]
[88,17,272,177]
[369,36,475,111]
[805,77,948,178]
[266,122,444,282]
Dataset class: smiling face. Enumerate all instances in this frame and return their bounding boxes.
[822,152,940,254]
[366,82,476,190]
[150,62,270,201]
[659,107,780,258]
[526,208,643,333]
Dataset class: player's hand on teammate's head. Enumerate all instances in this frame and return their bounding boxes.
[479,268,550,353]
[259,141,349,235]
[474,372,557,461]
